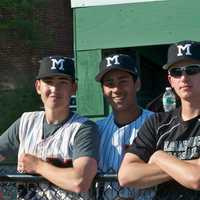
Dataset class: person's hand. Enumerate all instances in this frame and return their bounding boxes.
[18,153,41,174]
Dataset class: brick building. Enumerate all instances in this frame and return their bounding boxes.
[0,0,73,132]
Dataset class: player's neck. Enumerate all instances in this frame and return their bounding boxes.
[45,107,70,124]
[181,100,200,121]
[113,106,141,126]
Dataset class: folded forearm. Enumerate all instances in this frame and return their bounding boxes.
[135,163,171,188]
[36,160,85,192]
[153,151,200,190]
[119,163,171,188]
[36,158,97,193]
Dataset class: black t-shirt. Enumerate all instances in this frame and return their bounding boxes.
[127,108,200,200]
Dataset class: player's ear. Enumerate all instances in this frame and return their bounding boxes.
[35,80,41,95]
[71,81,77,95]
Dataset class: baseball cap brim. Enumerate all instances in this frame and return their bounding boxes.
[163,57,200,70]
[163,63,174,70]
[95,67,137,81]
[36,73,73,80]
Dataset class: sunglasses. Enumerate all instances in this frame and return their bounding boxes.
[168,64,200,78]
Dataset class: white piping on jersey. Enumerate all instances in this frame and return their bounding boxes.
[156,116,178,134]
[156,116,180,147]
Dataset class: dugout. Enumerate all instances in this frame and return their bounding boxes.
[71,0,200,120]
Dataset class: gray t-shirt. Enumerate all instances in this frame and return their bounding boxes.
[0,112,99,161]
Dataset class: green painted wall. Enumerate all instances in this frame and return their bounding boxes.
[76,50,106,119]
[74,0,200,50]
[74,0,200,117]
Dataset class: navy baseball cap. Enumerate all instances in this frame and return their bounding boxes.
[95,54,138,82]
[163,40,200,70]
[36,56,75,80]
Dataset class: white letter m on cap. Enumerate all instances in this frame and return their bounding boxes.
[106,55,120,67]
[177,44,192,56]
[51,59,65,71]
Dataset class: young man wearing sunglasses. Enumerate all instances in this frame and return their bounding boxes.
[118,40,200,200]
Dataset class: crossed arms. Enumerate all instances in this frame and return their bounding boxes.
[118,151,200,190]
[17,153,97,193]
[0,153,97,193]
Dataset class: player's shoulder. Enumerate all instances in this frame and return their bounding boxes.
[71,112,98,129]
[141,108,154,117]
[76,118,99,140]
[82,119,98,129]
[20,111,44,121]
[149,108,179,126]
[96,113,114,126]
[21,111,44,117]
[71,112,92,124]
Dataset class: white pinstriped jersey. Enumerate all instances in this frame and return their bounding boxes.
[18,111,87,161]
[96,109,155,199]
[18,111,89,200]
[97,109,153,173]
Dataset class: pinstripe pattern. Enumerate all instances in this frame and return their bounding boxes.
[97,109,153,173]
[18,111,88,200]
[97,109,155,199]
[18,111,87,161]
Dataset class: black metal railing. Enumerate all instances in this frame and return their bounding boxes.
[0,165,159,200]
[0,173,126,200]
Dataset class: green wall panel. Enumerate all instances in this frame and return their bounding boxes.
[76,50,105,116]
[74,0,200,50]
[74,0,200,118]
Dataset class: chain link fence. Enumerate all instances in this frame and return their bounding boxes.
[0,165,126,200]
[0,165,157,200]
[3,166,197,200]
[0,174,93,200]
